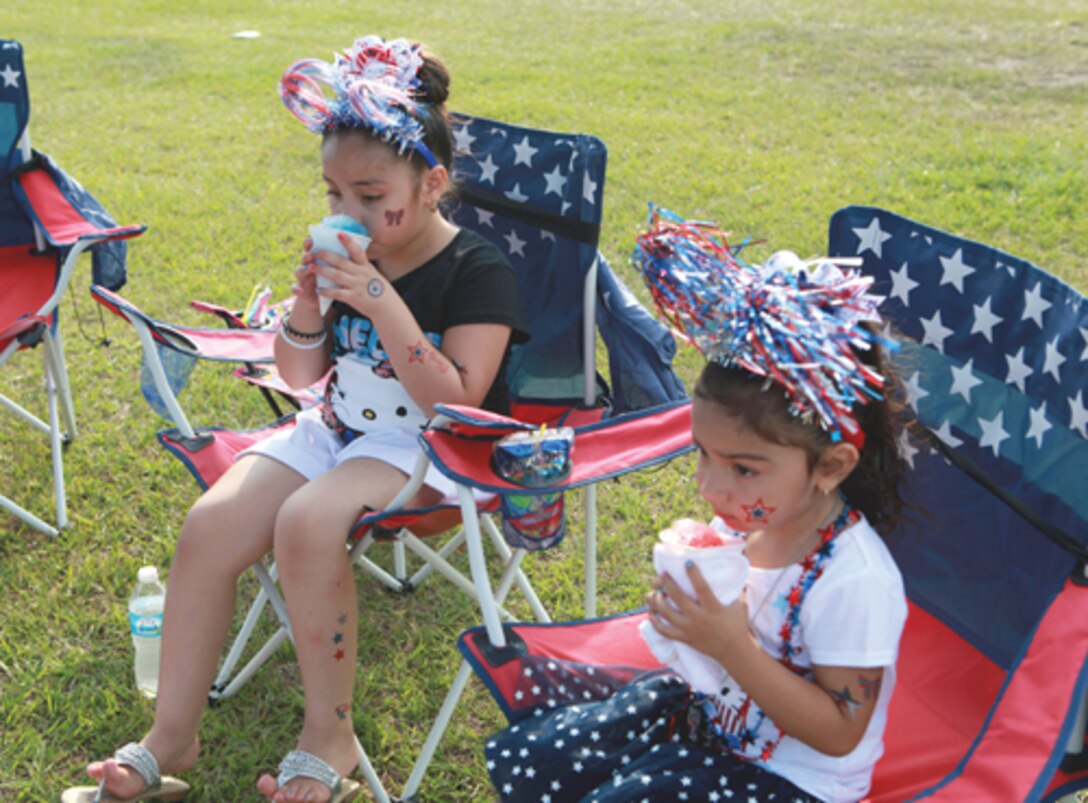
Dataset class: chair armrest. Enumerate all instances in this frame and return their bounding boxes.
[421,399,693,494]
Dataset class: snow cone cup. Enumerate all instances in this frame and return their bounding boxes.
[639,519,748,693]
[653,518,748,604]
[308,214,371,314]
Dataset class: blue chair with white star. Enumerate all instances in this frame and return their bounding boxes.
[452,206,1088,802]
[0,38,144,537]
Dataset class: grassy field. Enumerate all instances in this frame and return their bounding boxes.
[1,0,1085,800]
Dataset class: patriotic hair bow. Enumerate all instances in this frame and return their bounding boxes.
[279,35,437,167]
[633,205,886,448]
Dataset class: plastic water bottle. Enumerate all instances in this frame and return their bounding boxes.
[129,566,166,698]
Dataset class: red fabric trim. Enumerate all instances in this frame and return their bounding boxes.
[92,286,278,362]
[0,246,57,348]
[19,170,143,245]
[868,602,1005,801]
[913,580,1088,801]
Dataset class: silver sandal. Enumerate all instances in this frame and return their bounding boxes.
[60,742,189,802]
[275,750,361,803]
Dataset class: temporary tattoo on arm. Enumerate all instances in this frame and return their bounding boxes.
[858,675,883,700]
[742,498,777,524]
[367,278,384,298]
[384,208,405,226]
[405,340,451,373]
[828,685,862,719]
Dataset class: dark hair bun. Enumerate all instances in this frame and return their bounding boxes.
[416,49,450,108]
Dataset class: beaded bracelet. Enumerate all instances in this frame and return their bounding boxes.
[279,328,328,350]
[282,320,326,341]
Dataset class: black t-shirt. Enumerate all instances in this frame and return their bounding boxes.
[322,229,527,441]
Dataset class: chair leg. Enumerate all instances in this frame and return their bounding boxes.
[406,528,466,589]
[583,484,597,618]
[352,734,391,803]
[209,562,293,703]
[401,659,474,801]
[43,334,68,531]
[45,327,77,440]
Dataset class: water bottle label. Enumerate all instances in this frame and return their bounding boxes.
[130,610,163,638]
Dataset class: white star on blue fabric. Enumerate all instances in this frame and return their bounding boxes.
[452,125,476,154]
[938,248,975,293]
[898,429,919,468]
[583,175,598,204]
[903,371,929,410]
[919,310,954,352]
[1004,347,1033,393]
[1069,391,1088,439]
[977,410,1010,456]
[889,261,918,305]
[1026,404,1052,448]
[476,208,494,228]
[1042,337,1066,383]
[505,183,529,203]
[1022,282,1051,329]
[477,154,499,184]
[543,164,567,198]
[512,136,538,167]
[0,63,20,88]
[970,297,1003,343]
[933,421,964,449]
[853,217,892,258]
[949,359,982,403]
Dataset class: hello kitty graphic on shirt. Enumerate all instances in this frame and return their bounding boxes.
[320,306,432,442]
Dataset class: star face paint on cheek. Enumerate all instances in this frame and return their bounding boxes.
[742,497,777,524]
[384,208,405,226]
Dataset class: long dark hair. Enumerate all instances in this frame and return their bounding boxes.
[693,333,909,534]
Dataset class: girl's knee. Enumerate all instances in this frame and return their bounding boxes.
[273,491,346,558]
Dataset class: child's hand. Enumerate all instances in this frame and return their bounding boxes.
[646,562,753,670]
[309,231,387,314]
[291,237,322,312]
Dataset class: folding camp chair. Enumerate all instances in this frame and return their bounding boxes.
[454,205,1088,802]
[0,39,144,537]
[93,114,692,799]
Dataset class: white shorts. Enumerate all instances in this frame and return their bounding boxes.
[241,406,460,498]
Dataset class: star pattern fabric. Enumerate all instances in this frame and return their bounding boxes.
[828,206,1087,668]
[2,40,131,289]
[444,113,605,405]
[486,671,819,802]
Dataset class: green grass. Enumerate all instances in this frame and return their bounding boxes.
[1,0,1085,799]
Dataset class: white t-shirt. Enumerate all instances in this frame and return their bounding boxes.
[702,513,907,802]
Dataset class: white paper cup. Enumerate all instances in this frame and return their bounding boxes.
[308,223,371,314]
[653,539,748,604]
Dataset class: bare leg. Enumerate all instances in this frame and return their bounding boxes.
[257,458,441,802]
[86,455,306,797]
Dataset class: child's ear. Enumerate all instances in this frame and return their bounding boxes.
[815,442,860,495]
[421,164,448,208]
